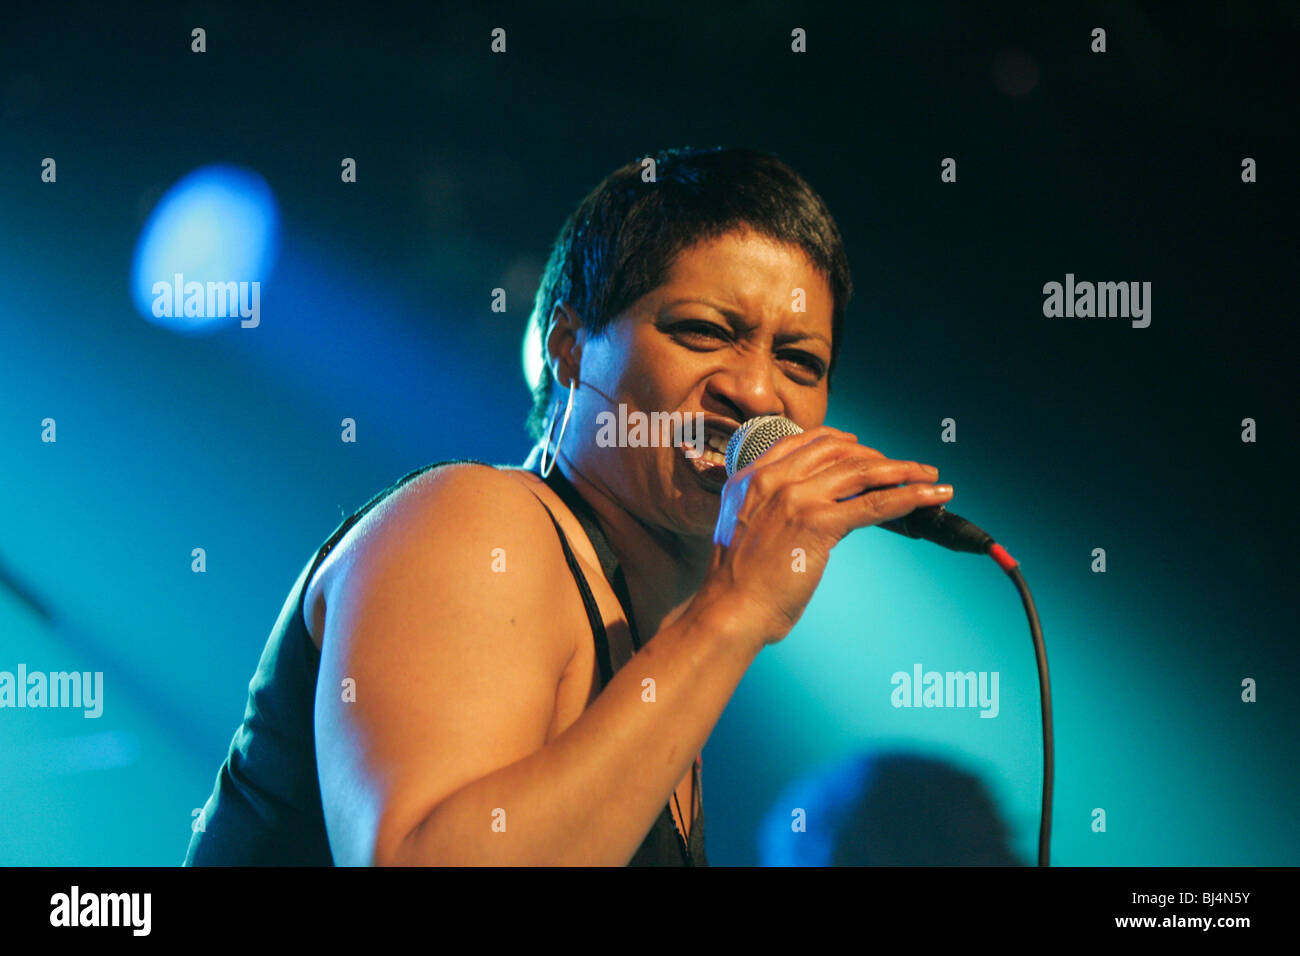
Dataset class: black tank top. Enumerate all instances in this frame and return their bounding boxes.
[183,459,707,866]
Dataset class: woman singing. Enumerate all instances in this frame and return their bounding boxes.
[184,145,952,866]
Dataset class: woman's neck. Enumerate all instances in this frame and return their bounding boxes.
[552,456,713,639]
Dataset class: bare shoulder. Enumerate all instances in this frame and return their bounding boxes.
[303,462,566,650]
[309,462,589,865]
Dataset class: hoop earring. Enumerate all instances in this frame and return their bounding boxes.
[539,378,576,478]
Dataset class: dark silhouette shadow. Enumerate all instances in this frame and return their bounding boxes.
[759,751,1025,866]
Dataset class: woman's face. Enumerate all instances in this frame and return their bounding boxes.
[562,226,836,539]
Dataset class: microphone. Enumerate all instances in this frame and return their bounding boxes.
[724,415,995,554]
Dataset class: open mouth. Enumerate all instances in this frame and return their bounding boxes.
[681,420,737,492]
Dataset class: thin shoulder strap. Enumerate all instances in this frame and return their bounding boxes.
[535,465,644,653]
[525,489,615,690]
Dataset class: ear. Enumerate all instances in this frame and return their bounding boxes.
[544,301,584,387]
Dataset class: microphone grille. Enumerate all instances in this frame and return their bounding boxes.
[725,415,805,476]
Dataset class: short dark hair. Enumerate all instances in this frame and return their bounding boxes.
[525,145,854,440]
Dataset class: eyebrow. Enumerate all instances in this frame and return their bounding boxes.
[659,297,832,350]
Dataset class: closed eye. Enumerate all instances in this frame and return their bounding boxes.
[671,320,729,343]
[781,351,827,378]
[669,320,827,381]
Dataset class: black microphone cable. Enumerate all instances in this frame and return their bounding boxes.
[726,416,1054,865]
[987,541,1053,867]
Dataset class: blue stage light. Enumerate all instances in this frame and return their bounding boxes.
[522,309,545,393]
[130,164,279,333]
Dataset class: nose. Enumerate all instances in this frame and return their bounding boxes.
[701,349,784,424]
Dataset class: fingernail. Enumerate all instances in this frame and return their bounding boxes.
[928,484,953,496]
[924,464,939,476]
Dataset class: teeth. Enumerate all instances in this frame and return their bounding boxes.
[683,442,727,467]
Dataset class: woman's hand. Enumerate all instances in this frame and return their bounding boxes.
[698,426,953,649]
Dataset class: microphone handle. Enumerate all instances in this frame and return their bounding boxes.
[844,486,995,555]
[881,506,993,554]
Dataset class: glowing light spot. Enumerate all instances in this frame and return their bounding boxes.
[130,164,279,333]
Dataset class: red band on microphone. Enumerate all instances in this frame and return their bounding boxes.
[989,543,1019,572]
